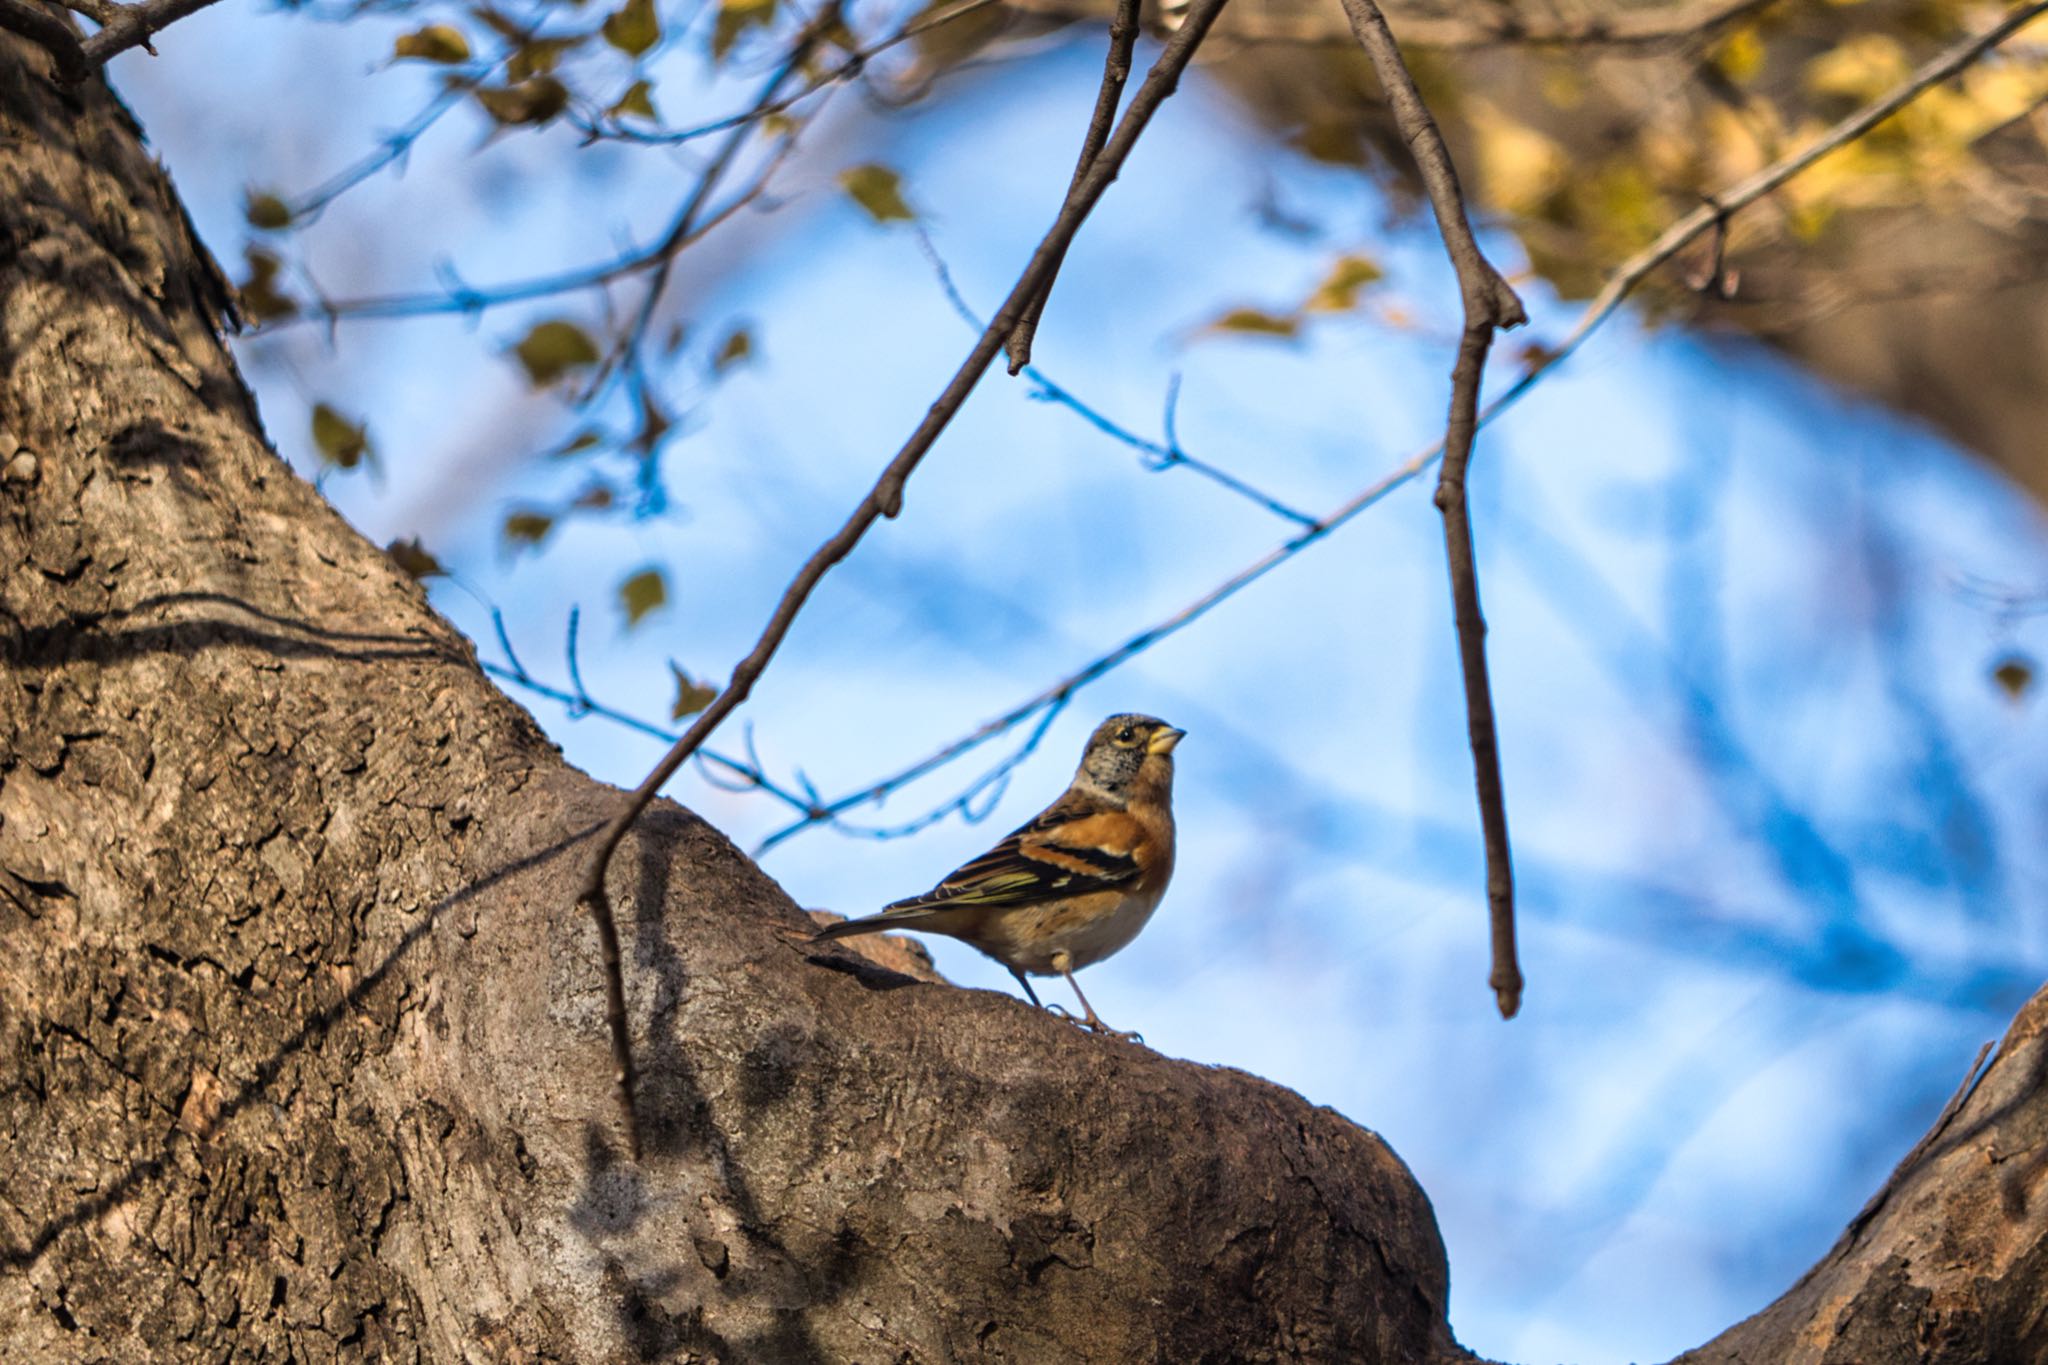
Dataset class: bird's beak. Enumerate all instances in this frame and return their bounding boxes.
[1147,726,1185,755]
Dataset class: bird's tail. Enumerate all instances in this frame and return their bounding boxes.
[810,902,962,943]
[810,913,892,943]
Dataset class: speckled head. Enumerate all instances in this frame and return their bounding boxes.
[1073,713,1184,803]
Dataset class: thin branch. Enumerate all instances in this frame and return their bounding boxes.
[571,0,1235,1158]
[590,22,826,401]
[1340,0,1526,1020]
[576,0,1005,146]
[0,0,88,82]
[1199,0,1776,54]
[78,0,223,63]
[278,165,772,326]
[915,224,1317,525]
[1003,0,1139,373]
[766,2,2048,870]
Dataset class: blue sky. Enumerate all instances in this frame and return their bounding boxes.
[114,7,2048,1360]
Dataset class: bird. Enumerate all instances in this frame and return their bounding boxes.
[813,713,1183,1039]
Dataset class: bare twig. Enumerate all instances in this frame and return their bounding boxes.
[577,0,1005,146]
[1194,0,1776,54]
[762,3,2048,868]
[1003,0,1140,373]
[78,0,223,63]
[571,0,1235,1158]
[1340,0,1527,1019]
[915,224,1317,525]
[0,0,88,82]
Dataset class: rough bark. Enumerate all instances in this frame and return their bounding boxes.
[1672,990,2048,1365]
[1,27,2046,1365]
[0,35,1460,1363]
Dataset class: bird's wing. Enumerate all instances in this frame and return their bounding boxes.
[886,796,1144,913]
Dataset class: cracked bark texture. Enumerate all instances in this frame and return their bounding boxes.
[3,27,2047,1365]
[0,35,1461,1364]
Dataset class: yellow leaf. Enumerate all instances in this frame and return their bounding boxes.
[386,537,445,579]
[1207,308,1299,338]
[1805,34,1908,103]
[311,403,371,470]
[1469,101,1567,219]
[475,77,569,127]
[712,0,775,61]
[238,247,297,324]
[620,568,667,628]
[838,164,915,223]
[609,79,658,122]
[503,510,555,548]
[1304,254,1384,312]
[669,662,717,719]
[603,0,661,57]
[393,23,471,63]
[1993,654,2035,701]
[712,325,753,374]
[244,191,293,231]
[512,320,601,386]
[1712,25,1764,84]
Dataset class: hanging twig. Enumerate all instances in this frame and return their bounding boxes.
[1003,0,1141,373]
[1339,0,1528,1018]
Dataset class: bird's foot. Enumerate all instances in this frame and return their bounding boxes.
[1076,1011,1142,1044]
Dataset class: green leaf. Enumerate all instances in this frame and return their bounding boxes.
[503,510,556,548]
[393,23,471,62]
[1207,308,1299,338]
[711,0,775,62]
[620,567,667,628]
[608,79,658,122]
[668,662,717,719]
[602,0,661,56]
[711,324,753,375]
[244,191,294,231]
[838,164,915,224]
[386,537,446,579]
[1304,254,1384,312]
[474,77,569,127]
[511,319,602,386]
[310,403,371,470]
[238,247,297,324]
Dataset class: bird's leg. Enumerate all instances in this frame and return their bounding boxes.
[1008,966,1044,1009]
[1053,952,1141,1043]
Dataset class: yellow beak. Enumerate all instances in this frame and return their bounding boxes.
[1147,726,1186,755]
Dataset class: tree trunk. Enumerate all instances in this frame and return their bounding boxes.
[0,31,2042,1365]
[0,36,1459,1363]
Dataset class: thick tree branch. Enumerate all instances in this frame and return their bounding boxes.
[1002,0,1140,373]
[572,0,1236,1157]
[76,0,221,63]
[1340,0,1527,1019]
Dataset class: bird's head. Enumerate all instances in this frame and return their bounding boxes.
[1075,713,1184,802]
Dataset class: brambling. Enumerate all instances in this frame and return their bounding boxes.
[813,713,1183,1039]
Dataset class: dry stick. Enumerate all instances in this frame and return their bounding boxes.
[763,2,2048,865]
[1003,0,1140,374]
[78,0,223,62]
[573,0,1236,1159]
[1340,0,1528,1019]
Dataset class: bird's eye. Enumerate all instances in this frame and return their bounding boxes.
[1116,726,1135,744]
